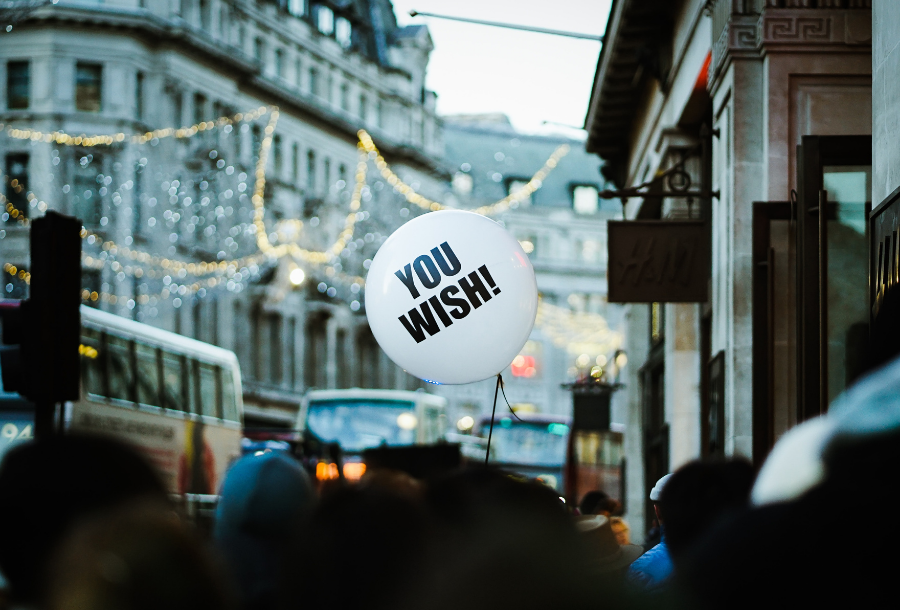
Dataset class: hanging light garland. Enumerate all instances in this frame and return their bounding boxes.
[3,111,577,314]
[1,106,271,147]
[356,129,570,216]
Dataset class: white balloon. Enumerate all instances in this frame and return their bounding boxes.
[365,210,538,385]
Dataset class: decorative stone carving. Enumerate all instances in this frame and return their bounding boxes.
[760,10,871,47]
[712,7,871,86]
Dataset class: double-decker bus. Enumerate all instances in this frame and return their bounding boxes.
[297,388,447,481]
[73,305,243,495]
[477,413,571,492]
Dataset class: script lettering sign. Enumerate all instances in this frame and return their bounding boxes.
[607,220,709,303]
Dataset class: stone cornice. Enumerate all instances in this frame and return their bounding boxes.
[710,8,871,90]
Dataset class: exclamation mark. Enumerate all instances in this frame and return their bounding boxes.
[478,265,501,295]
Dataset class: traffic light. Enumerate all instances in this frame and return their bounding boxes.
[0,211,81,404]
[0,299,24,394]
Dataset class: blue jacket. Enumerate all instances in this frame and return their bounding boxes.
[626,537,673,590]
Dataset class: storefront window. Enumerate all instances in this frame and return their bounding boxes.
[823,165,871,404]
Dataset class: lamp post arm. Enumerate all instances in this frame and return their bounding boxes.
[408,10,604,41]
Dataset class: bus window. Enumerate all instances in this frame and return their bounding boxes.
[107,334,134,403]
[80,327,104,397]
[198,361,218,418]
[187,359,200,417]
[135,341,159,407]
[221,368,238,422]
[161,350,185,413]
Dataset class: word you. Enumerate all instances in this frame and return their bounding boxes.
[394,242,501,343]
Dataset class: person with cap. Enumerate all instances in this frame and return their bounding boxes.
[214,451,316,610]
[625,474,673,591]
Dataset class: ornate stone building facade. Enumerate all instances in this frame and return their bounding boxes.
[0,0,446,426]
[585,0,872,542]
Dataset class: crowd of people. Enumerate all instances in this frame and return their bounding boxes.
[0,355,898,609]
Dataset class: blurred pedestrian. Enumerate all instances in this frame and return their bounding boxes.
[214,451,315,610]
[46,506,233,610]
[575,514,643,578]
[626,474,673,591]
[657,459,753,564]
[580,490,631,545]
[0,435,169,607]
[407,469,622,610]
[296,477,428,610]
[579,490,615,515]
[677,356,900,609]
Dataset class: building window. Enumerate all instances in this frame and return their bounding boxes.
[274,48,284,78]
[251,125,262,161]
[292,142,300,183]
[75,63,102,113]
[193,93,206,125]
[72,152,104,227]
[359,94,368,122]
[336,328,349,388]
[340,82,349,111]
[338,163,347,187]
[268,313,283,385]
[133,161,145,234]
[172,90,183,126]
[4,154,29,222]
[335,17,352,48]
[325,71,333,103]
[316,5,334,35]
[135,71,144,121]
[356,327,379,388]
[309,66,319,96]
[6,61,29,110]
[323,157,331,190]
[573,185,599,214]
[288,0,306,17]
[507,178,532,207]
[199,0,210,29]
[306,150,316,192]
[254,37,264,62]
[273,135,283,176]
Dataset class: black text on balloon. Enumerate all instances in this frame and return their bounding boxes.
[394,241,462,299]
[397,264,501,343]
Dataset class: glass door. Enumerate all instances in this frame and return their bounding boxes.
[796,136,871,420]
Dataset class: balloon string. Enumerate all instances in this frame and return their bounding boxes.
[499,378,523,422]
[485,374,501,467]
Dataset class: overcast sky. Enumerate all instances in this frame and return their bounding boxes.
[391,0,612,135]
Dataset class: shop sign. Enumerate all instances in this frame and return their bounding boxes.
[607,220,709,303]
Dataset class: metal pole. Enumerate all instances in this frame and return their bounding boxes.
[408,10,604,41]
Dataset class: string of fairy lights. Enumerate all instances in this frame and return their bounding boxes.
[1,108,611,351]
[356,130,570,216]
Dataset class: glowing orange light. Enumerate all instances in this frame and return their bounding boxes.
[343,462,366,482]
[316,462,340,481]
